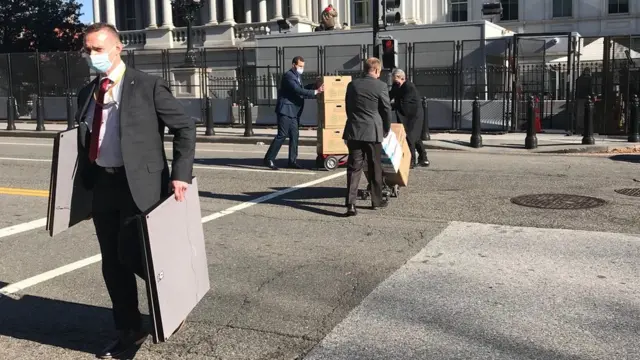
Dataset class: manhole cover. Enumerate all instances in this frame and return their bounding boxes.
[614,188,640,197]
[510,194,606,209]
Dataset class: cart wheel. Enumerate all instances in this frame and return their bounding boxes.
[392,184,400,198]
[324,156,338,171]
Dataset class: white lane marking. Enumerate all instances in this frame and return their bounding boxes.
[0,218,48,239]
[0,157,316,175]
[0,255,103,296]
[193,165,314,175]
[0,157,51,162]
[0,170,346,296]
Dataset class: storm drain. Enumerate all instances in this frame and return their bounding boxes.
[614,188,640,197]
[510,194,606,210]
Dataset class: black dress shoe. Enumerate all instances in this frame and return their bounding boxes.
[346,204,357,216]
[97,330,147,359]
[264,159,278,170]
[418,159,430,167]
[372,199,389,210]
[288,162,304,169]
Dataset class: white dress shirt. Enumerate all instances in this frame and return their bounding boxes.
[86,61,126,168]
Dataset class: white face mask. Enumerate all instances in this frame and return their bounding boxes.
[296,67,304,75]
[84,46,115,73]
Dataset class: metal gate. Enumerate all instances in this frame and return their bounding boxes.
[511,32,575,132]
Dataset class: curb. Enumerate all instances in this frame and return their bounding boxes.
[535,144,640,154]
[0,130,461,151]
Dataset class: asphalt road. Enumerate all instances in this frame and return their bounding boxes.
[0,138,639,360]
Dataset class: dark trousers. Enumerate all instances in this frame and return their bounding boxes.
[407,137,427,164]
[92,166,144,332]
[264,114,299,164]
[346,140,383,206]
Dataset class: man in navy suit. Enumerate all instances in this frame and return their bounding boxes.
[264,56,324,170]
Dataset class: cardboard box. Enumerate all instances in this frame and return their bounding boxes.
[385,140,411,186]
[390,123,407,147]
[318,101,347,129]
[317,128,349,155]
[318,76,352,102]
[381,131,402,173]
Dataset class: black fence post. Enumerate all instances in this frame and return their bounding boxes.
[421,96,430,141]
[66,93,74,129]
[470,96,482,148]
[244,97,253,137]
[525,96,538,150]
[628,94,640,143]
[6,54,16,130]
[6,97,16,130]
[36,97,45,131]
[204,96,215,136]
[581,95,595,145]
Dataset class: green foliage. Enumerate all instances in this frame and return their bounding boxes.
[0,0,87,53]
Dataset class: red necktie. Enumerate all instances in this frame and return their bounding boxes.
[89,78,112,163]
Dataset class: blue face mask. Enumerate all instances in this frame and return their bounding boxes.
[85,47,114,73]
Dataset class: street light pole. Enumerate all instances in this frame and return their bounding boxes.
[171,0,205,68]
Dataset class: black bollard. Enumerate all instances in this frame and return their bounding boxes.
[582,95,595,145]
[524,96,538,149]
[204,96,215,136]
[628,94,640,143]
[36,96,45,131]
[470,96,482,148]
[421,96,430,141]
[244,97,253,137]
[6,96,16,130]
[66,93,74,129]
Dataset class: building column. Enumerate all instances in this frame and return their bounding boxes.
[222,0,235,24]
[290,0,301,19]
[272,0,283,20]
[244,0,252,22]
[147,0,158,28]
[258,0,267,22]
[306,0,313,21]
[92,0,101,23]
[207,0,218,24]
[300,0,307,19]
[320,0,329,11]
[105,0,116,26]
[161,0,173,27]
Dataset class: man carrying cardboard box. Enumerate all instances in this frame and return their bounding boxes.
[342,57,392,216]
[390,69,430,168]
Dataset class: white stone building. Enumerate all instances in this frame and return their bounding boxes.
[93,0,639,49]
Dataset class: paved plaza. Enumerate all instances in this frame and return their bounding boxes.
[0,136,638,359]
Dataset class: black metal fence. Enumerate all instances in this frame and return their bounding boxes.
[1,33,639,134]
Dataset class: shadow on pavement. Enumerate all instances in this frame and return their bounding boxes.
[609,154,640,164]
[200,186,348,217]
[0,288,144,359]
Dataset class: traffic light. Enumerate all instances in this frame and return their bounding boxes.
[381,0,401,25]
[381,39,397,70]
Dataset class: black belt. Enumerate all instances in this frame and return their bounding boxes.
[98,166,124,174]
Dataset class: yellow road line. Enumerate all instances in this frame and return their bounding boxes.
[0,187,49,197]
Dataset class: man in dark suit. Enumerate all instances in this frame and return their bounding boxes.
[264,56,324,170]
[390,69,429,168]
[343,57,392,216]
[76,23,196,358]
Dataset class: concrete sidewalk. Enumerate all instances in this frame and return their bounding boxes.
[1,121,639,154]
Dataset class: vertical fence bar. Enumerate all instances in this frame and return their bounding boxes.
[35,51,45,131]
[6,54,16,130]
[64,52,74,129]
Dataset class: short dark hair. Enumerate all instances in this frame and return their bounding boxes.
[292,56,305,65]
[85,22,120,39]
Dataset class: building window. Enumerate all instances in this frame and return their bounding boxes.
[608,0,629,14]
[500,0,518,21]
[353,0,370,25]
[552,0,572,17]
[451,0,468,22]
